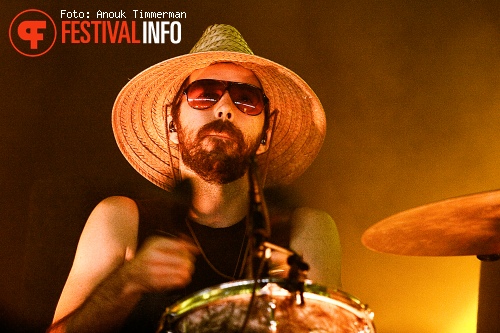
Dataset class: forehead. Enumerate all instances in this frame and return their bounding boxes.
[188,63,262,88]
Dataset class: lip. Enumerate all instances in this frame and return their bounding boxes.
[204,131,234,140]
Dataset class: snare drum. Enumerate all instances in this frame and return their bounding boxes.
[157,279,375,333]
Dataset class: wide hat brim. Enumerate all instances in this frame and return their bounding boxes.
[112,32,326,191]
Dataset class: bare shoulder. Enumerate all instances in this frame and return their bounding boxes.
[73,195,141,270]
[291,206,334,222]
[290,207,338,235]
[88,196,139,227]
[84,196,140,252]
[92,195,139,219]
[289,207,342,288]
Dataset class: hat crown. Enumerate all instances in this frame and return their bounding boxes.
[190,24,254,55]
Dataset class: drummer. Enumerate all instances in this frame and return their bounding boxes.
[48,24,341,332]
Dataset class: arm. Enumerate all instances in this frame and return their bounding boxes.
[48,196,197,333]
[289,207,342,288]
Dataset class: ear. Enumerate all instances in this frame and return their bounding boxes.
[255,129,271,155]
[167,115,179,144]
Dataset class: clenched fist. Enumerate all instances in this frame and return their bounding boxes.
[122,236,199,293]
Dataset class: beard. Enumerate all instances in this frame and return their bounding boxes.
[178,120,261,184]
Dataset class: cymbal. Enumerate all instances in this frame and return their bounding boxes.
[362,190,500,257]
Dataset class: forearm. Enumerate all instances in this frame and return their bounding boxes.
[48,267,143,333]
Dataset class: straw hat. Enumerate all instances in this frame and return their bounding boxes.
[112,24,326,191]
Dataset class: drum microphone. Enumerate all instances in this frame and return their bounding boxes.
[245,157,272,280]
[248,157,271,244]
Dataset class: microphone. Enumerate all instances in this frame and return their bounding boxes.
[245,157,271,279]
[249,157,271,244]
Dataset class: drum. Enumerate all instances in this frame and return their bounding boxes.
[157,279,375,333]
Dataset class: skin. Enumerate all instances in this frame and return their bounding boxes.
[49,63,341,333]
[171,63,271,227]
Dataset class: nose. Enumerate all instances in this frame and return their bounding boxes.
[214,91,234,121]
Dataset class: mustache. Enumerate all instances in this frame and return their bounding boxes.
[197,120,244,141]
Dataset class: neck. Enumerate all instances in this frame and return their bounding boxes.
[186,173,251,228]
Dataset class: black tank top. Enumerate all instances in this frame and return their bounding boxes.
[121,198,292,332]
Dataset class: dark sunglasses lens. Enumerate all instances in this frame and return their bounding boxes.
[186,80,225,109]
[229,84,265,115]
[185,80,266,115]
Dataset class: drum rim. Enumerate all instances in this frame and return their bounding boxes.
[164,278,373,322]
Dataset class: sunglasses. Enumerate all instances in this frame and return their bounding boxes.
[183,79,269,116]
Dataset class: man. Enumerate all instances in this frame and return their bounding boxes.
[49,24,341,332]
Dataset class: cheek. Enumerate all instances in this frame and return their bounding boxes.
[232,114,266,146]
[177,104,209,132]
[248,116,266,138]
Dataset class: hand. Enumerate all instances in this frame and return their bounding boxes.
[123,236,199,293]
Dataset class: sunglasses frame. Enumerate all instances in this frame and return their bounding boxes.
[183,79,269,116]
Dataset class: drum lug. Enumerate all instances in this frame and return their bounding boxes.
[267,299,278,332]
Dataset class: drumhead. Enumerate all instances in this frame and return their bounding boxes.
[158,279,375,333]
